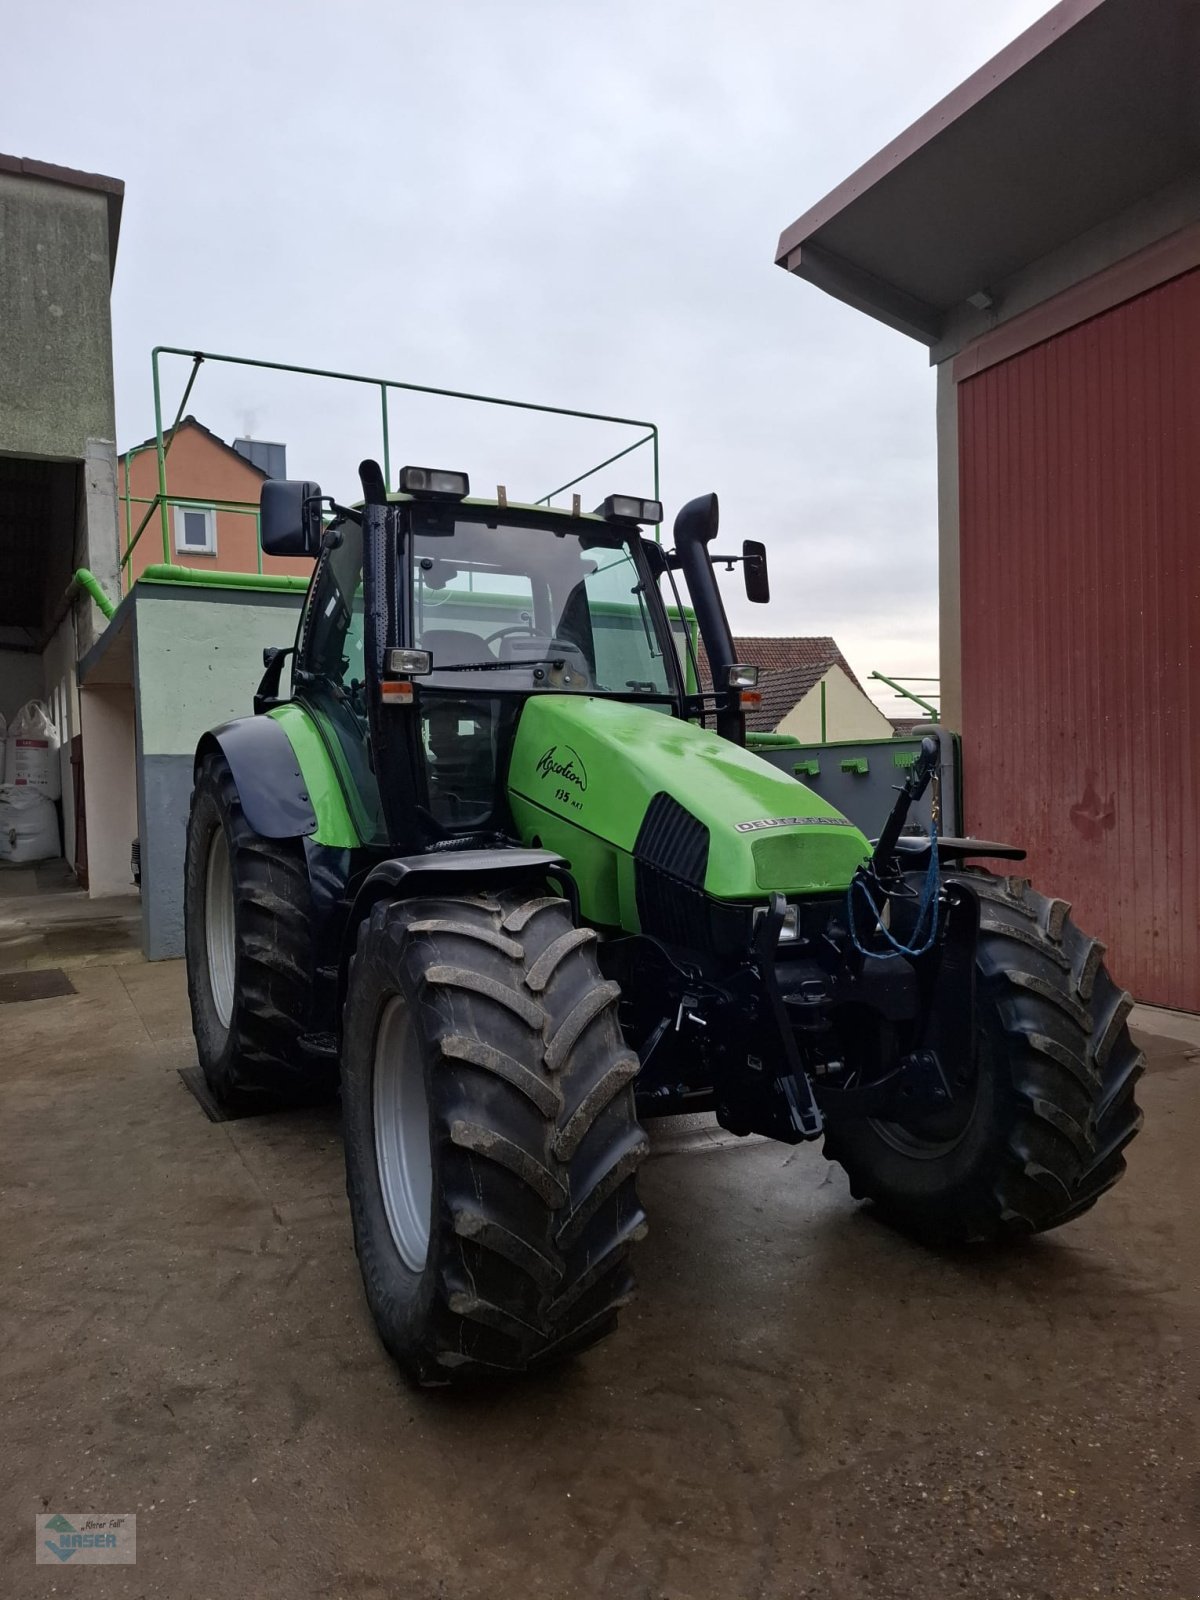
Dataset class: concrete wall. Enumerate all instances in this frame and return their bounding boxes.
[0,171,116,459]
[0,651,45,728]
[775,665,895,742]
[80,684,137,895]
[133,585,303,958]
[81,443,120,653]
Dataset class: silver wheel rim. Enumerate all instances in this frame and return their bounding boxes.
[373,997,432,1272]
[204,826,235,1030]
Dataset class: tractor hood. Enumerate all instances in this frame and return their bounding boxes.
[507,697,869,915]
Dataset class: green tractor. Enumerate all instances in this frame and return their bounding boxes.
[184,459,1143,1384]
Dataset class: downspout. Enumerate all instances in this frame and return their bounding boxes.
[65,568,116,620]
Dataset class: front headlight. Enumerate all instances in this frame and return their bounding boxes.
[753,902,801,943]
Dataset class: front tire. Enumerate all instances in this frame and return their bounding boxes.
[824,870,1144,1242]
[184,749,325,1108]
[341,888,647,1384]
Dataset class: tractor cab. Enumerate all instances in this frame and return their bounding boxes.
[259,463,750,854]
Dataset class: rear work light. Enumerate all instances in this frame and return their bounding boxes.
[398,465,470,498]
[726,663,760,688]
[597,494,664,524]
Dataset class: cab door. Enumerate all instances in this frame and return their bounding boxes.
[292,517,385,844]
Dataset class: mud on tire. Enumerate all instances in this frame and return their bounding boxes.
[340,888,648,1384]
[824,869,1144,1242]
[184,749,327,1108]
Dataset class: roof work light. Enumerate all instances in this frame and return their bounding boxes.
[597,494,664,524]
[398,466,470,498]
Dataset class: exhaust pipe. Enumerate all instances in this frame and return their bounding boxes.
[673,492,744,744]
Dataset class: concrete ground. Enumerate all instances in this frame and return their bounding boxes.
[1,867,1195,1599]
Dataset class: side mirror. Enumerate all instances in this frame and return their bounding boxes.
[743,539,770,604]
[261,479,324,557]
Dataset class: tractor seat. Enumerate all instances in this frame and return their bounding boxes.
[419,628,496,667]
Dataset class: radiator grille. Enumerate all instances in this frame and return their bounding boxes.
[634,792,709,885]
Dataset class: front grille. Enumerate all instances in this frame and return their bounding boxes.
[635,792,709,884]
[634,794,711,946]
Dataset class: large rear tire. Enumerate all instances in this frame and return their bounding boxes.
[184,749,327,1109]
[824,870,1144,1242]
[341,888,647,1384]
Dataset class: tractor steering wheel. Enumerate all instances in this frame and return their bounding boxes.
[483,623,538,647]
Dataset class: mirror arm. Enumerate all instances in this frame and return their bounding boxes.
[254,646,294,714]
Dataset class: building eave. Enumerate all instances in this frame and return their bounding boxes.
[775,0,1200,345]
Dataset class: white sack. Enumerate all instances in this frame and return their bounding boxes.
[0,784,60,863]
[4,699,61,800]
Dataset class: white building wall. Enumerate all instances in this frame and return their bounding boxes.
[775,665,894,741]
[79,684,136,894]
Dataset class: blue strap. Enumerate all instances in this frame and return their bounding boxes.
[846,812,940,961]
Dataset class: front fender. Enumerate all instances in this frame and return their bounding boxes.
[338,848,572,1015]
[196,716,317,840]
[346,847,571,931]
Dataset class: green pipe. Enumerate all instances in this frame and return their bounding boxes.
[72,568,115,619]
[138,563,310,593]
[820,678,827,742]
[256,510,263,575]
[868,671,939,718]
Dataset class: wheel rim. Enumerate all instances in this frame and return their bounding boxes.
[373,997,432,1272]
[204,825,236,1030]
[867,1036,983,1158]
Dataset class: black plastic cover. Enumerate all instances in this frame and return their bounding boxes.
[199,716,318,839]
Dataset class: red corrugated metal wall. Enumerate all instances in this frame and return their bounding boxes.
[959,267,1200,1010]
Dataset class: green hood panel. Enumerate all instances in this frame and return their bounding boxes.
[507,697,869,916]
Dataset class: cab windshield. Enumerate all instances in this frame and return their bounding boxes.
[410,514,675,698]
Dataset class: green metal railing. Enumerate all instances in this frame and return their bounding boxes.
[868,671,940,719]
[118,347,661,595]
[120,489,264,584]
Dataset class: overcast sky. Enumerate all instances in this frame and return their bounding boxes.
[8,0,1057,716]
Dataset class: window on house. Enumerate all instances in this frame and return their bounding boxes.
[174,505,216,555]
